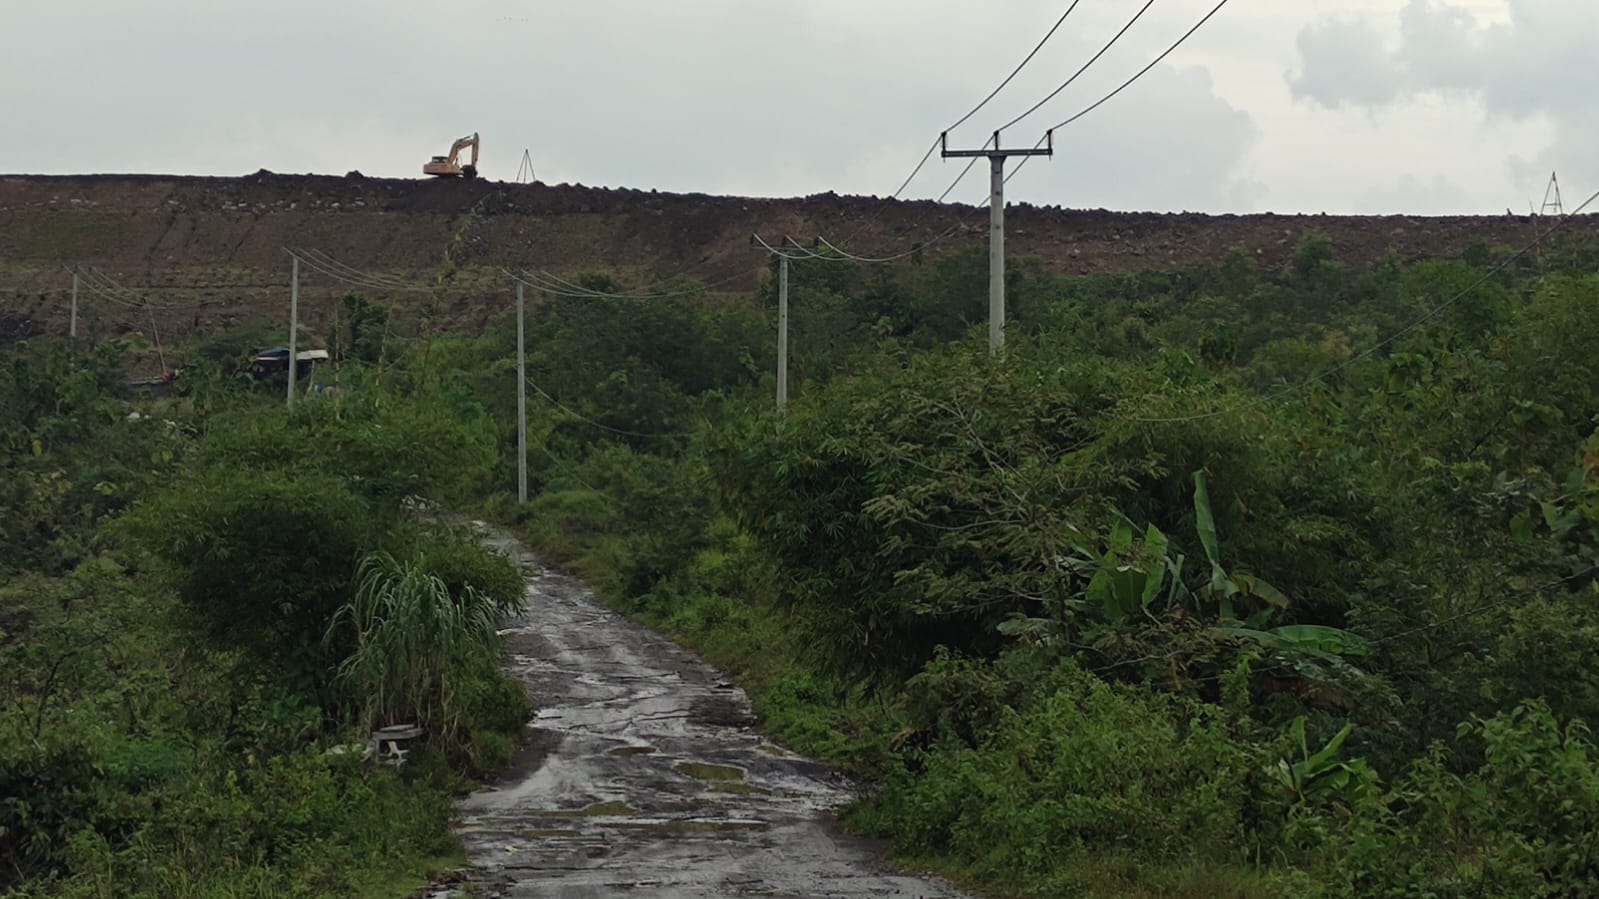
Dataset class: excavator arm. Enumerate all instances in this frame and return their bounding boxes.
[448,133,480,167]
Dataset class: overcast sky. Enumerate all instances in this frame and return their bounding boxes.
[4,0,1589,214]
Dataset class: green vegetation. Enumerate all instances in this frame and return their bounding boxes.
[487,234,1599,896]
[1,339,527,896]
[8,230,1599,897]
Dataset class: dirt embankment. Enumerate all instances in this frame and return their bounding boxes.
[1,171,1591,346]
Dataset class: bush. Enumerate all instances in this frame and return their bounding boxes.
[1333,702,1599,897]
[857,663,1255,887]
[121,468,371,682]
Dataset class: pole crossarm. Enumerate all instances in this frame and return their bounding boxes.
[940,130,1053,159]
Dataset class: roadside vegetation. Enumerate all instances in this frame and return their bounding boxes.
[493,235,1599,897]
[6,230,1599,896]
[1,337,527,896]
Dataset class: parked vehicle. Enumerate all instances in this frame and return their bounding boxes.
[250,347,329,380]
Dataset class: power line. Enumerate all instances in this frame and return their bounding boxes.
[949,1,1086,136]
[937,135,995,203]
[68,267,172,373]
[525,376,696,440]
[1004,0,1235,186]
[1046,0,1232,133]
[812,226,972,264]
[71,267,204,311]
[297,248,430,291]
[1130,186,1599,426]
[504,267,755,301]
[882,1,1085,207]
[995,0,1159,134]
[889,138,944,204]
[1373,566,1598,646]
[70,267,168,309]
[804,138,997,263]
[527,268,712,299]
[285,248,440,293]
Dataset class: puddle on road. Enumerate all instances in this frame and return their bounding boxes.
[710,782,774,796]
[676,761,745,782]
[520,828,583,839]
[540,800,637,817]
[608,745,658,757]
[609,818,771,835]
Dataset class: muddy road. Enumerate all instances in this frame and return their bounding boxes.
[443,533,966,898]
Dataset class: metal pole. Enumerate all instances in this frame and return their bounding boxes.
[777,252,789,413]
[287,255,299,408]
[70,272,79,341]
[989,155,1005,355]
[517,282,528,505]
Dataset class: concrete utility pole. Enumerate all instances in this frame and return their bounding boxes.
[517,282,528,505]
[287,255,299,408]
[752,236,799,413]
[70,270,78,341]
[777,250,789,413]
[941,130,1053,354]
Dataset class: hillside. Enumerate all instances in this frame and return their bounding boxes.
[2,171,1591,346]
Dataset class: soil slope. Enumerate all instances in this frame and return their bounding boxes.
[1,171,1590,346]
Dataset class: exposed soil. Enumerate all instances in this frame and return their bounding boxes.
[2,171,1594,348]
[438,529,967,898]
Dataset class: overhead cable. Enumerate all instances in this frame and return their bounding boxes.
[949,1,1086,136]
[995,0,1159,134]
[1004,0,1234,186]
[1045,0,1232,132]
[286,248,440,293]
[525,376,696,440]
[504,268,740,301]
[297,248,430,291]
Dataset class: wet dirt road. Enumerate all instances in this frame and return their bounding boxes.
[445,533,967,898]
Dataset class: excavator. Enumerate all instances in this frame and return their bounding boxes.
[423,133,480,179]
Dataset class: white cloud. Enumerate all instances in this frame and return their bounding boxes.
[1292,0,1598,191]
[1,0,1574,215]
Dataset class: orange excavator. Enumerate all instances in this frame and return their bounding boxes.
[423,133,480,179]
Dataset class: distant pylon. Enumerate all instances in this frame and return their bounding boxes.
[516,149,535,185]
[1539,171,1564,216]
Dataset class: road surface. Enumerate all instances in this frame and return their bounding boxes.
[440,531,967,898]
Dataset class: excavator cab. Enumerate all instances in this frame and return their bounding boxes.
[423,133,480,179]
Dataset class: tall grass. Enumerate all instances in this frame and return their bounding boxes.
[326,552,501,746]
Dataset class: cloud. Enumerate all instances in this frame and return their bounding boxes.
[1290,0,1599,181]
[1008,63,1264,212]
[1358,172,1474,213]
[0,0,1261,211]
[1290,18,1403,107]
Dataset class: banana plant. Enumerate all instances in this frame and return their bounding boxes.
[1268,716,1377,811]
[1000,472,1370,673]
[1192,470,1289,624]
[999,520,1186,646]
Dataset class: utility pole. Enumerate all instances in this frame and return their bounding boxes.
[70,270,78,341]
[517,282,528,505]
[287,255,299,408]
[777,250,789,413]
[941,130,1052,354]
[1540,172,1565,216]
[752,236,799,413]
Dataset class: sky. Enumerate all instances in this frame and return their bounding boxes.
[3,0,1591,214]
